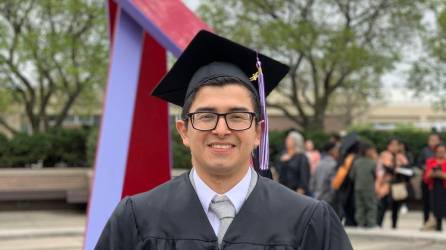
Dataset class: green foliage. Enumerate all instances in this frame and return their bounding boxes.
[198,0,428,131]
[1,126,433,169]
[0,128,89,168]
[86,126,99,167]
[44,128,88,167]
[268,130,287,161]
[303,131,331,150]
[0,0,108,133]
[354,129,429,158]
[0,132,8,157]
[408,1,446,108]
[171,127,192,169]
[3,133,51,167]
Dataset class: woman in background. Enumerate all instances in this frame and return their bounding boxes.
[278,131,311,195]
[376,138,409,229]
[423,143,446,231]
[305,139,321,177]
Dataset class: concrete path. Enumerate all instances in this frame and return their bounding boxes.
[0,210,85,250]
[0,209,445,250]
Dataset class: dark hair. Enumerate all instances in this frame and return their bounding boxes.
[330,133,341,142]
[386,137,401,146]
[181,77,260,121]
[322,142,337,153]
[359,141,375,156]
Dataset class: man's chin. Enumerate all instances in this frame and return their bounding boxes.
[205,164,238,176]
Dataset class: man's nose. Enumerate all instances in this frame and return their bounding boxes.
[212,116,231,136]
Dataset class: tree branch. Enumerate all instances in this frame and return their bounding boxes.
[0,116,18,135]
[266,101,303,127]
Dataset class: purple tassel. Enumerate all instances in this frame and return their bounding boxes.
[256,55,269,170]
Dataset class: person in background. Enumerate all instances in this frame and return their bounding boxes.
[331,136,360,226]
[400,141,415,167]
[330,133,342,146]
[278,131,311,195]
[350,141,378,228]
[423,143,446,231]
[398,140,414,215]
[305,139,321,177]
[376,138,409,229]
[418,133,441,229]
[310,142,340,206]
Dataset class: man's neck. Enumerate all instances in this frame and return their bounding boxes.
[194,166,250,194]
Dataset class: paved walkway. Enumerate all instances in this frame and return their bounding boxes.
[0,209,445,250]
[0,210,85,250]
[347,211,446,250]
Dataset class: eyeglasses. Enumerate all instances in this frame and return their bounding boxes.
[186,111,256,131]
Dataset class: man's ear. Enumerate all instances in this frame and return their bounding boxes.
[176,119,190,147]
[254,120,263,148]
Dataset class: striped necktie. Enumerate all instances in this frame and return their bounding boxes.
[209,195,236,246]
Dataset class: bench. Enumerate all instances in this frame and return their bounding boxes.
[0,168,92,204]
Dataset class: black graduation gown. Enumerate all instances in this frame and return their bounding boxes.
[95,173,352,250]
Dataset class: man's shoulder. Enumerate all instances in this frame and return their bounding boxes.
[319,156,337,168]
[129,172,190,208]
[355,157,374,164]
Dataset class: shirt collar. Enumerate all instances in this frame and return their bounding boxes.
[192,167,252,214]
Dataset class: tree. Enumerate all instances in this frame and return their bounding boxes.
[408,1,446,109]
[0,0,108,134]
[198,0,427,131]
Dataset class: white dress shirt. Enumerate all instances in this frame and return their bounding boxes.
[192,168,252,236]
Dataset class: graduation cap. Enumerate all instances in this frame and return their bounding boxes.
[152,30,289,170]
[340,132,360,156]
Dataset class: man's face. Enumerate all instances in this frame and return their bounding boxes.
[428,135,440,148]
[330,146,340,160]
[176,84,261,175]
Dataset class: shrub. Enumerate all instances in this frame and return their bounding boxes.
[171,127,192,169]
[0,133,9,166]
[44,128,89,167]
[0,128,89,168]
[354,128,433,161]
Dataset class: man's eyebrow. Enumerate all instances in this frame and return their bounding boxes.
[193,106,251,112]
[194,107,217,112]
[228,107,250,112]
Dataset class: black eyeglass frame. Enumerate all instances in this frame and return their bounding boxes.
[185,111,257,131]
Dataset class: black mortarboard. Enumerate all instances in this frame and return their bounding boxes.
[340,132,360,156]
[151,30,289,107]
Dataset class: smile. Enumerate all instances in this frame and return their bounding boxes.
[208,143,235,149]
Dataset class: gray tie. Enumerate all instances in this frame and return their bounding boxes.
[209,195,236,246]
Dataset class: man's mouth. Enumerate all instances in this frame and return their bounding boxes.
[208,143,235,149]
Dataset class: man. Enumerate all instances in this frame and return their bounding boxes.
[95,30,352,250]
[310,142,340,205]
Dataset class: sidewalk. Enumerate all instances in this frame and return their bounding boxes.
[0,208,445,250]
[346,211,446,243]
[0,209,85,250]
